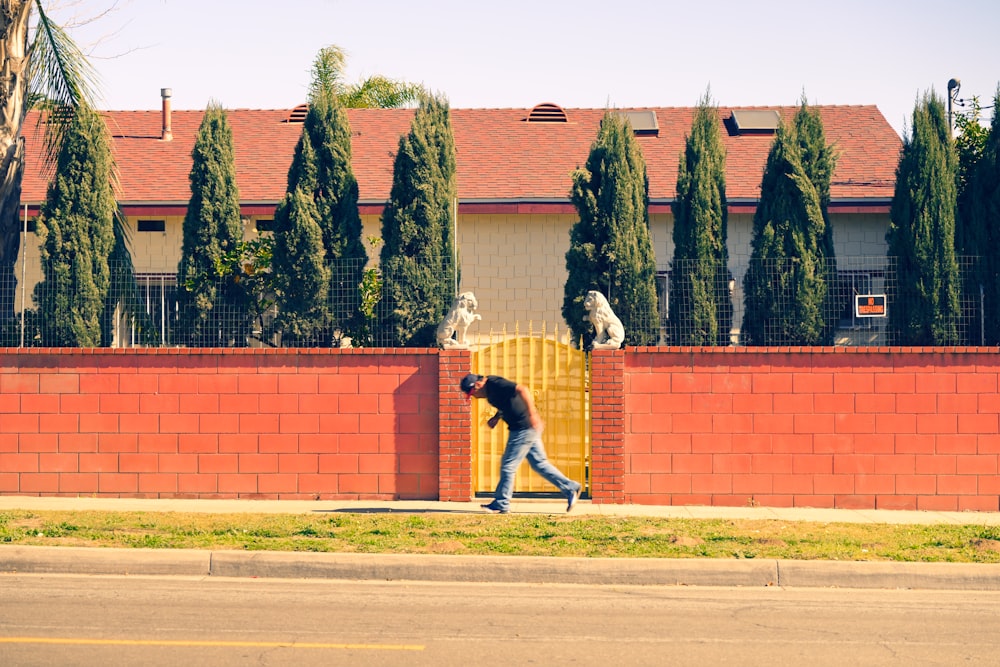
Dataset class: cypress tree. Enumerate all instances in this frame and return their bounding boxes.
[564,111,659,347]
[33,105,116,347]
[271,184,332,345]
[794,97,838,260]
[969,87,1000,344]
[304,93,368,336]
[273,91,367,344]
[793,99,839,344]
[379,93,458,347]
[954,95,992,344]
[742,120,830,346]
[886,91,961,345]
[175,103,244,346]
[670,91,732,346]
[955,96,989,259]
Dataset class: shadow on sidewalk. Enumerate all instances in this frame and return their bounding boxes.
[314,507,475,515]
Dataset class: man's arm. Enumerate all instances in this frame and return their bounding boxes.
[515,384,544,431]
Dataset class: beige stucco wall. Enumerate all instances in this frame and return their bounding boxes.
[130,216,186,273]
[452,213,575,338]
[14,214,250,312]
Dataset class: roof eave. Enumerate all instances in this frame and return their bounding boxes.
[37,197,892,218]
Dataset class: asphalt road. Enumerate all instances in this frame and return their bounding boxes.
[3,573,1000,667]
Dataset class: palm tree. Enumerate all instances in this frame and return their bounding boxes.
[0,1,100,319]
[308,45,423,109]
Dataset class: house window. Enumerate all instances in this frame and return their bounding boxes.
[135,273,178,345]
[255,219,274,233]
[656,270,670,325]
[137,220,165,233]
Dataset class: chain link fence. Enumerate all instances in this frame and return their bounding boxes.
[655,255,988,347]
[0,256,993,348]
[0,258,401,349]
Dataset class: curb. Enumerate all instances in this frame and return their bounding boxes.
[207,551,778,587]
[3,546,1000,590]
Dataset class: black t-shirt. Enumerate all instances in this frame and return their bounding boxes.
[483,376,532,431]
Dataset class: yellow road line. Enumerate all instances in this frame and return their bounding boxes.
[0,637,424,651]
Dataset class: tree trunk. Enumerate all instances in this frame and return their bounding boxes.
[0,1,32,318]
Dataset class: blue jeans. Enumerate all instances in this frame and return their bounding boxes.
[491,428,581,511]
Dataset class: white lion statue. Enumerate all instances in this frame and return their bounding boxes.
[437,291,482,349]
[583,290,625,350]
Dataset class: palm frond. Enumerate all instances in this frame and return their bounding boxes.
[308,45,348,103]
[342,76,424,109]
[29,4,146,340]
[28,1,101,161]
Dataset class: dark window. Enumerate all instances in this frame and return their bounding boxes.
[656,270,670,324]
[255,219,274,233]
[137,220,165,232]
[135,273,178,346]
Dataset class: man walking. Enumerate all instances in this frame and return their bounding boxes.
[460,373,582,514]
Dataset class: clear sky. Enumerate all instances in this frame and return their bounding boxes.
[53,0,999,138]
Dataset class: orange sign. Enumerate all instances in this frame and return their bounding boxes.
[855,294,886,318]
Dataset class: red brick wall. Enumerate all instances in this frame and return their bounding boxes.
[618,347,1000,511]
[438,349,473,501]
[4,346,999,510]
[590,350,625,503]
[0,348,441,500]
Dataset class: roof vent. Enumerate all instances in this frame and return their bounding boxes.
[525,103,568,123]
[284,104,309,123]
[727,109,780,135]
[610,110,659,135]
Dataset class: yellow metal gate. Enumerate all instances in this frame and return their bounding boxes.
[470,325,590,495]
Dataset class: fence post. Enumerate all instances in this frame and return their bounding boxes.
[438,348,473,501]
[589,348,625,503]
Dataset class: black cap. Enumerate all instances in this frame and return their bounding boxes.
[460,373,482,395]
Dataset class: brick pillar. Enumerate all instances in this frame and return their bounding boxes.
[438,349,473,501]
[589,349,625,503]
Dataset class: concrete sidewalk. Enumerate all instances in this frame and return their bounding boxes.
[4,495,1000,525]
[3,496,1000,591]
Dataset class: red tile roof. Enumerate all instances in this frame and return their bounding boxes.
[20,104,901,211]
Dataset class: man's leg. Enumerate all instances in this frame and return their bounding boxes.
[524,433,581,499]
[485,429,532,513]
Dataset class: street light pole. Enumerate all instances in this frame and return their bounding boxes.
[947,78,961,136]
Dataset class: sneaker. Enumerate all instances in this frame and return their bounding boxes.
[481,501,509,514]
[566,487,580,513]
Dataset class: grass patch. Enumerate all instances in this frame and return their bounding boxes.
[1,510,999,563]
